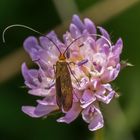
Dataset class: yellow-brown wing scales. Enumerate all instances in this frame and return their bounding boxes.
[55,61,73,112]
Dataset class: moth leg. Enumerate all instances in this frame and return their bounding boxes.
[33,58,40,63]
[67,63,80,87]
[68,61,75,66]
[45,82,55,90]
[53,64,56,73]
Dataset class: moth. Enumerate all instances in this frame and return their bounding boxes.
[2,24,81,112]
[48,38,80,112]
[55,53,73,112]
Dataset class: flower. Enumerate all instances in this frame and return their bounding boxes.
[22,15,123,131]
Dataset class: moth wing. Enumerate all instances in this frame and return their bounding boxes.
[60,64,73,112]
[55,76,62,108]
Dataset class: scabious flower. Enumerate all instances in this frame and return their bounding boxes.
[22,15,123,131]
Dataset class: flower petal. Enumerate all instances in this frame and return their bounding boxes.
[87,37,96,52]
[47,31,61,45]
[23,36,40,52]
[21,63,39,88]
[22,106,40,118]
[84,18,96,38]
[22,92,58,118]
[72,15,84,32]
[98,26,110,41]
[57,102,82,124]
[34,104,58,117]
[112,38,123,55]
[88,107,104,131]
[101,64,120,82]
[96,89,115,104]
[69,24,81,38]
[80,89,96,108]
[23,36,41,60]
[28,88,50,96]
[39,36,51,50]
[82,104,94,123]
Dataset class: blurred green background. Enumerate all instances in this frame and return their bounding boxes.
[0,0,140,140]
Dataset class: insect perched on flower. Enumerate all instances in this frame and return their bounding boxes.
[18,15,124,131]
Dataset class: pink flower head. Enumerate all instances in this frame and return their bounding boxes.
[22,15,123,131]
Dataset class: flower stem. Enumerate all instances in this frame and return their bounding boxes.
[94,128,104,140]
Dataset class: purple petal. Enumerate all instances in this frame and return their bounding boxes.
[28,88,50,96]
[21,63,29,80]
[37,59,55,79]
[98,26,111,41]
[23,36,41,61]
[112,38,123,55]
[22,90,58,117]
[57,102,82,124]
[28,84,55,96]
[21,63,38,88]
[82,105,104,131]
[95,89,115,104]
[47,31,62,46]
[22,103,58,118]
[72,15,84,32]
[109,38,123,65]
[34,104,58,117]
[91,79,99,89]
[80,90,96,108]
[23,36,41,53]
[87,37,96,52]
[96,38,109,52]
[101,64,120,82]
[37,59,49,72]
[82,105,94,123]
[39,36,52,50]
[37,98,55,106]
[22,106,40,118]
[37,92,56,104]
[31,49,40,61]
[103,83,112,91]
[69,24,81,39]
[84,18,96,38]
[63,32,71,46]
[111,64,121,80]
[102,44,110,56]
[73,89,82,102]
[88,107,104,131]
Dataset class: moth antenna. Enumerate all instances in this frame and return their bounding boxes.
[64,33,112,55]
[2,24,43,43]
[2,24,62,55]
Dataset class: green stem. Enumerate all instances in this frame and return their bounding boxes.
[94,128,104,140]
